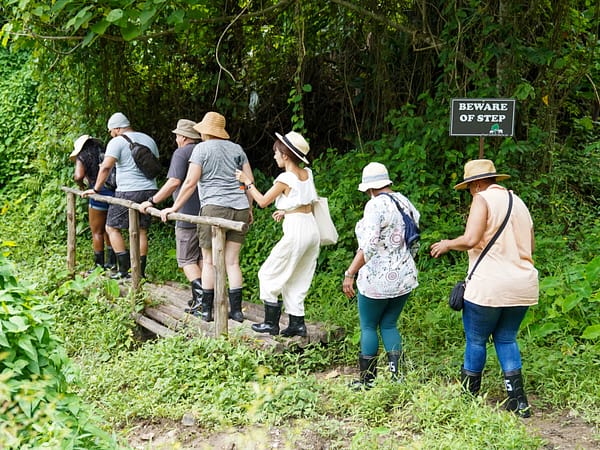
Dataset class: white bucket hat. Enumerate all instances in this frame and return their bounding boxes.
[358,162,392,192]
[275,131,310,165]
[70,134,91,161]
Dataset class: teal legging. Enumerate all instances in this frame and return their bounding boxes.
[358,291,410,356]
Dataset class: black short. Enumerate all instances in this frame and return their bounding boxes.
[106,190,157,229]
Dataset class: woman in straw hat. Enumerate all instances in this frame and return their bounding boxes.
[70,134,116,272]
[235,131,320,337]
[342,162,420,388]
[430,159,538,418]
[160,112,254,323]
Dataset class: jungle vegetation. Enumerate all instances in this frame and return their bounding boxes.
[0,0,599,448]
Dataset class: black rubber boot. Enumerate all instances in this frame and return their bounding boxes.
[281,314,307,337]
[140,255,147,279]
[504,369,531,418]
[461,366,482,395]
[105,247,117,271]
[228,287,244,322]
[86,251,105,274]
[251,302,281,335]
[387,351,403,381]
[111,251,130,279]
[186,278,203,313]
[350,354,378,390]
[200,289,214,322]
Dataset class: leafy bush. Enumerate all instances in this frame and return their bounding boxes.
[0,48,37,190]
[0,255,119,449]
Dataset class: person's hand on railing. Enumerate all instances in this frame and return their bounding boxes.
[159,207,175,222]
[81,188,95,198]
[140,201,152,214]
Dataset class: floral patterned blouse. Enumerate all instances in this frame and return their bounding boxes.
[355,192,419,299]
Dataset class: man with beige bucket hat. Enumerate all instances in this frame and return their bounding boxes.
[141,119,203,313]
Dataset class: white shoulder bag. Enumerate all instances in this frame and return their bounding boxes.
[312,197,338,246]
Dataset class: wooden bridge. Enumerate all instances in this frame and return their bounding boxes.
[62,186,343,349]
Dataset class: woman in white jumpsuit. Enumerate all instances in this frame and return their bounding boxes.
[236,131,320,337]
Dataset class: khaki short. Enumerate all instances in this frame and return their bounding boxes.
[197,204,250,248]
[175,226,201,267]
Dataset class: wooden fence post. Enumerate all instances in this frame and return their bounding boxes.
[61,186,248,338]
[129,208,141,291]
[212,226,228,337]
[66,192,76,273]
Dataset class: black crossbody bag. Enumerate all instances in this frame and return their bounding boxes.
[449,191,513,311]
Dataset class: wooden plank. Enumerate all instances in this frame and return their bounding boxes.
[145,306,186,331]
[143,282,344,348]
[133,313,177,338]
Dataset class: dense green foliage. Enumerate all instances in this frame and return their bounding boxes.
[0,0,599,447]
[0,255,119,448]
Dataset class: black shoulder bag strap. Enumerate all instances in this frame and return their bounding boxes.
[120,133,133,147]
[466,191,513,282]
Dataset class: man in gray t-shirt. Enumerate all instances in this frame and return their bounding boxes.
[83,112,159,279]
[141,119,203,313]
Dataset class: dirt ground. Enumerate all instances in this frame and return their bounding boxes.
[124,404,599,450]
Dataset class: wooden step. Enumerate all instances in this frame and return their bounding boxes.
[140,282,344,351]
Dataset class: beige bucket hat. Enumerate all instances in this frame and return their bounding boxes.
[70,134,91,161]
[172,119,201,140]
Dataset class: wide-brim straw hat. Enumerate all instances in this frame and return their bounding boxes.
[358,162,392,192]
[275,131,310,165]
[454,159,510,190]
[70,134,91,161]
[193,112,230,139]
[172,119,201,140]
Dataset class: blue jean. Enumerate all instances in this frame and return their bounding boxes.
[358,291,410,356]
[462,300,529,373]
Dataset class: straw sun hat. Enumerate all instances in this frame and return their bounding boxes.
[275,131,310,165]
[193,112,230,139]
[454,159,510,190]
[358,162,392,192]
[172,119,201,140]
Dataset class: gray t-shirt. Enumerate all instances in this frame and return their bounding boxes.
[106,131,159,192]
[167,142,201,229]
[189,139,250,210]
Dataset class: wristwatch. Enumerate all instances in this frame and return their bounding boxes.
[344,270,355,279]
[148,196,156,206]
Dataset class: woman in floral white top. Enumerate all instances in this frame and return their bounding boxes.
[343,162,420,388]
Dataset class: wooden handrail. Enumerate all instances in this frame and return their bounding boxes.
[61,186,249,337]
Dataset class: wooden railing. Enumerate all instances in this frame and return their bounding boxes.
[61,186,248,337]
